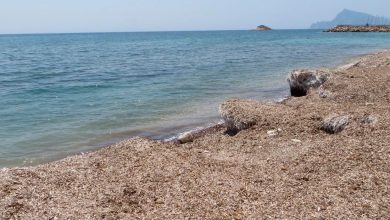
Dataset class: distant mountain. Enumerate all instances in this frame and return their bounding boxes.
[311,9,390,29]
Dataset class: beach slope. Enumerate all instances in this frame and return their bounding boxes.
[1,51,390,219]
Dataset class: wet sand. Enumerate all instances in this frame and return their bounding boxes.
[1,50,390,219]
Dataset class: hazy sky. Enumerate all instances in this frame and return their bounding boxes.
[1,0,390,34]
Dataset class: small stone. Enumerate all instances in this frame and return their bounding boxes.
[177,132,194,144]
[321,114,350,134]
[361,115,378,126]
[267,130,278,137]
[292,139,302,143]
[319,90,331,98]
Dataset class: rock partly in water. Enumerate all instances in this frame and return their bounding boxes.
[219,100,256,134]
[177,132,194,144]
[287,69,331,97]
[255,25,272,31]
[321,114,350,134]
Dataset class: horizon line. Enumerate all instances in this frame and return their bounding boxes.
[0,28,314,36]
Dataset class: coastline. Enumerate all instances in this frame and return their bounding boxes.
[325,25,390,32]
[1,49,390,218]
[3,30,390,168]
[0,83,289,169]
[165,49,383,141]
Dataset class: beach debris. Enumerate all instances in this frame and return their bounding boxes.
[287,69,331,97]
[360,115,378,126]
[267,128,282,137]
[292,139,302,143]
[267,130,278,137]
[219,100,256,134]
[321,114,350,134]
[319,89,331,98]
[177,131,194,144]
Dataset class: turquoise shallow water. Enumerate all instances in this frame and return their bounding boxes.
[1,30,390,167]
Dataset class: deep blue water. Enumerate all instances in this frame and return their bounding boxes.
[1,30,390,167]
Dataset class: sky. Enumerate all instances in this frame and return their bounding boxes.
[1,0,390,34]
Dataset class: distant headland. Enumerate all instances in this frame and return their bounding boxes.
[311,9,390,30]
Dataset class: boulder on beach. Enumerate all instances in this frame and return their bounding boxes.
[177,131,194,144]
[287,69,331,97]
[321,114,350,134]
[219,99,256,134]
[219,99,293,135]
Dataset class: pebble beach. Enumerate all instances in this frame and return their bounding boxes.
[1,50,390,219]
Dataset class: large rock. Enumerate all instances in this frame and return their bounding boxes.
[287,69,331,97]
[177,131,194,144]
[321,114,350,134]
[255,25,272,31]
[219,100,256,134]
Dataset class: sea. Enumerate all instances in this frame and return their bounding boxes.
[1,30,390,167]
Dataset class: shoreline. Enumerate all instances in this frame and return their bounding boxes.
[0,50,380,169]
[0,84,289,168]
[3,30,390,169]
[1,49,390,218]
[163,50,380,141]
[0,52,359,168]
[98,47,389,145]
